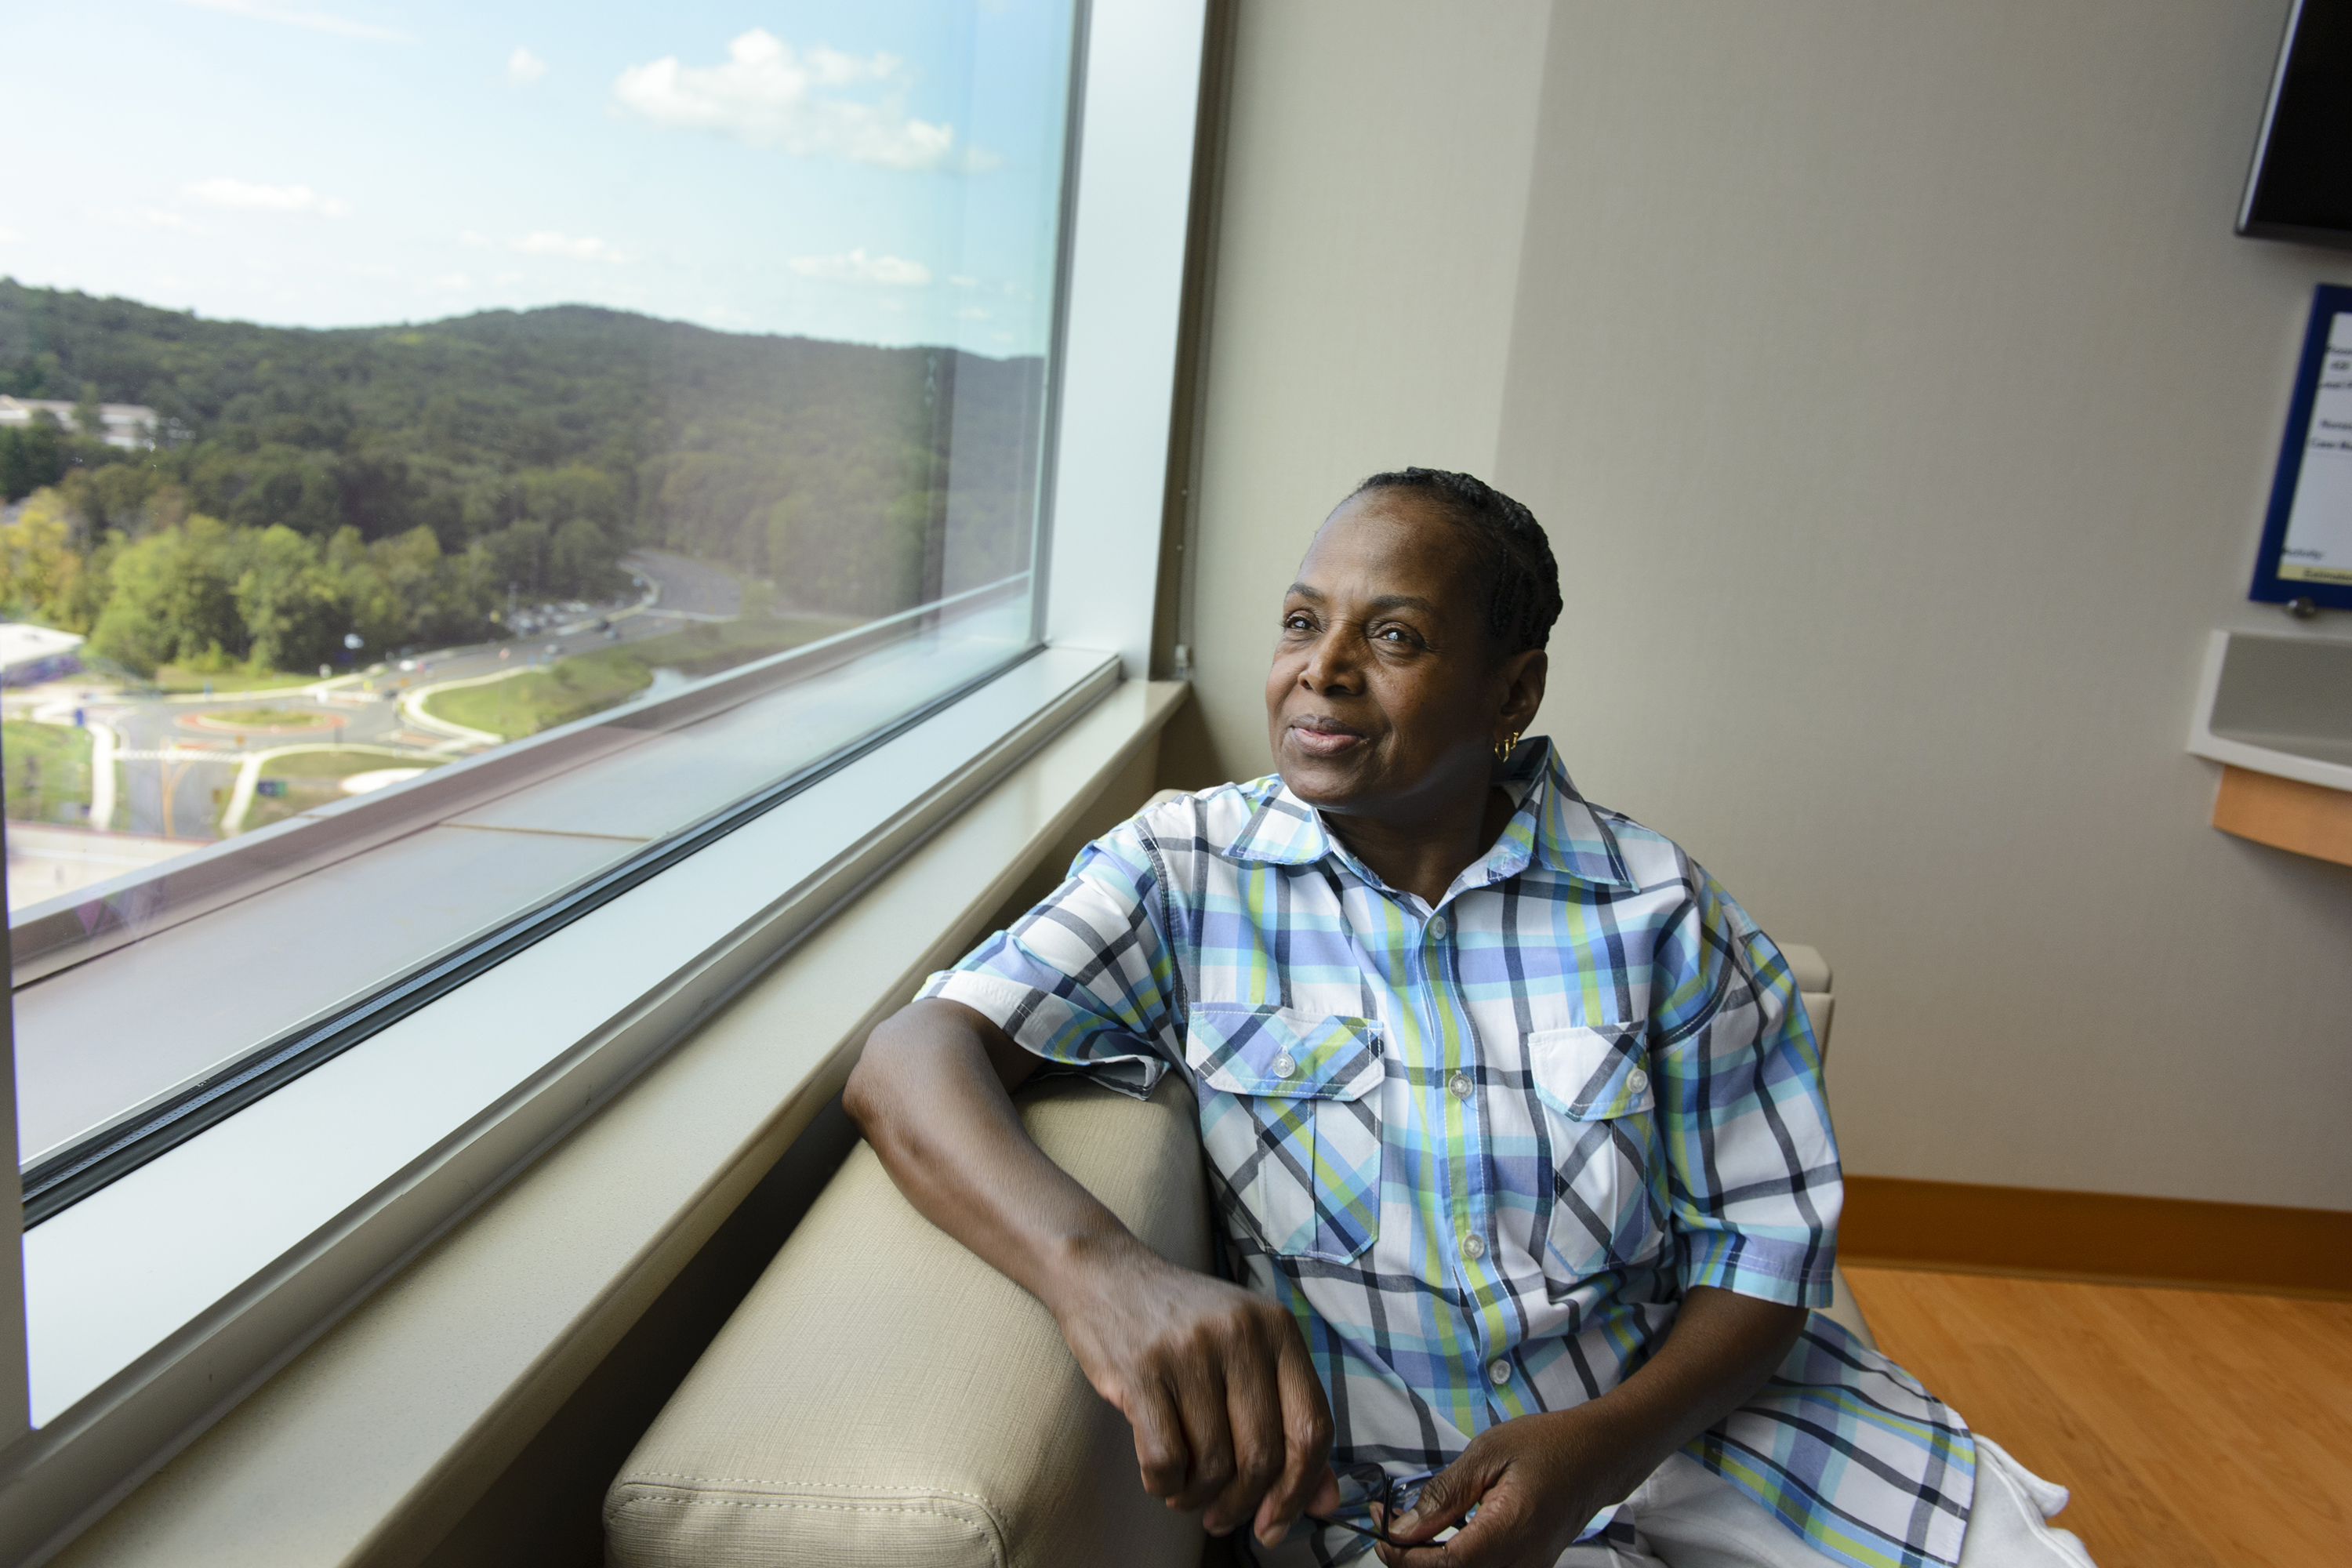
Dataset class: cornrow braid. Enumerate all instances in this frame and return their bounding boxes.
[1350,467,1562,655]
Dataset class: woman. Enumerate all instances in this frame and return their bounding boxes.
[846,470,2092,1567]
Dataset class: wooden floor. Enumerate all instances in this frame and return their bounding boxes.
[1843,1265,2352,1566]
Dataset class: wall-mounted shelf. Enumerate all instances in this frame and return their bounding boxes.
[2188,630,2352,866]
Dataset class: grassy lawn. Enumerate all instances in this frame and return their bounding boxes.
[240,749,442,833]
[424,648,655,741]
[154,665,316,695]
[2,720,94,823]
[622,612,862,679]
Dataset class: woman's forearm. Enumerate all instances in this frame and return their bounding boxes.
[843,998,1152,1305]
[1566,1284,1808,1497]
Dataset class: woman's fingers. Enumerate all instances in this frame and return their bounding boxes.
[1166,1354,1236,1512]
[1206,1331,1289,1534]
[1374,1443,1503,1566]
[1251,1326,1337,1543]
[1068,1265,1328,1535]
[1385,1478,1531,1567]
[1123,1377,1191,1501]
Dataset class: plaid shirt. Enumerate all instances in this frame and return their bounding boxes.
[921,739,1973,1567]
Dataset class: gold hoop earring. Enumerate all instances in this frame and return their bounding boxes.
[1494,731,1521,761]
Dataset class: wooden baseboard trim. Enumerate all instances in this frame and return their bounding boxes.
[1841,1177,2352,1297]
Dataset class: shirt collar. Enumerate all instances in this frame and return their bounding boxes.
[1224,737,1635,891]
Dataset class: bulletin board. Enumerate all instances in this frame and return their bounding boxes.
[2252,282,2352,609]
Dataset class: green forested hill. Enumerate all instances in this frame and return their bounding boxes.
[0,279,1044,619]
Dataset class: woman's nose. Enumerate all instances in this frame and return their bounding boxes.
[1299,632,1359,692]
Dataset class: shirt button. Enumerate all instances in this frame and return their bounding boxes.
[1270,1053,1297,1080]
[1488,1359,1512,1386]
[1448,1071,1474,1101]
[1627,1068,1650,1094]
[1429,913,1448,938]
[1460,1232,1486,1261]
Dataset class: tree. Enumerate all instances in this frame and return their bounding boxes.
[328,524,488,654]
[88,515,245,674]
[74,382,105,440]
[550,518,622,597]
[481,521,550,597]
[59,464,162,535]
[0,489,93,629]
[233,524,339,670]
[0,415,65,501]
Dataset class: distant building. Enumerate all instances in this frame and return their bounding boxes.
[0,394,157,450]
[0,622,85,686]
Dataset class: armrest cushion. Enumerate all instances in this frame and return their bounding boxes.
[605,1072,1211,1568]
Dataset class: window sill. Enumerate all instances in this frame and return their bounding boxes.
[24,674,1187,1568]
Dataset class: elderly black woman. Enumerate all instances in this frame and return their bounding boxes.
[845,470,2095,1568]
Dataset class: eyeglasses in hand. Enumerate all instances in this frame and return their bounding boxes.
[1310,1462,1449,1550]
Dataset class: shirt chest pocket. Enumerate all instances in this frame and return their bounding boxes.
[1185,1006,1385,1263]
[1525,1023,1664,1287]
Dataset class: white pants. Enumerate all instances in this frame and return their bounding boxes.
[1567,1438,2098,1568]
[1251,1436,2097,1567]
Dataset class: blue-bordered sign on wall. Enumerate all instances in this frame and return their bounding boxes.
[2252,282,2352,610]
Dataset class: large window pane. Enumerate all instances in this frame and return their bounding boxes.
[0,0,1079,1206]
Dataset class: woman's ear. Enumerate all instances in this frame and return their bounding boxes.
[1498,648,1546,733]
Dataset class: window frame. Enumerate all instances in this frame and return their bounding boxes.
[16,576,1038,1225]
[0,1,1212,1555]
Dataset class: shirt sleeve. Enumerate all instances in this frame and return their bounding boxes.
[915,826,1184,1098]
[1648,866,1842,1308]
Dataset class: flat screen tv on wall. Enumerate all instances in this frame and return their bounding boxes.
[2240,0,2352,247]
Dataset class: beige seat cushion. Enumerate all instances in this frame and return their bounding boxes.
[606,1073,1211,1568]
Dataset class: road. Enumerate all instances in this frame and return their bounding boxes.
[625,548,742,619]
[5,550,747,846]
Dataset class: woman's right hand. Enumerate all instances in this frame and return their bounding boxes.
[1044,1236,1341,1548]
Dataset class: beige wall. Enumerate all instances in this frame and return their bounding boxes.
[1170,0,2352,1209]
[1162,0,1556,784]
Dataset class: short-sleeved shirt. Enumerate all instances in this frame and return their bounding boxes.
[920,739,1973,1568]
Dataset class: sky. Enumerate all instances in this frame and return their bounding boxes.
[0,0,1076,354]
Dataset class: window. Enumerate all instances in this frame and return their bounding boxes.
[2,0,1083,1219]
[0,0,1210,1553]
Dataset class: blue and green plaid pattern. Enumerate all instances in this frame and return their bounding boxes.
[922,739,1973,1567]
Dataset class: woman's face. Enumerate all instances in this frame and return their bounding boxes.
[1265,489,1544,823]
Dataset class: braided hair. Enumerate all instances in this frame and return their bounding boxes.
[1350,467,1562,656]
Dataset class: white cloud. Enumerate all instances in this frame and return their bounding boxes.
[947,274,980,289]
[507,47,548,85]
[613,29,994,172]
[183,177,350,216]
[165,0,409,43]
[786,249,930,286]
[430,273,471,291]
[457,230,493,249]
[0,226,18,243]
[513,231,626,263]
[953,307,990,320]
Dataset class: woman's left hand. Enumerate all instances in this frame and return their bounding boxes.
[1372,1406,1627,1568]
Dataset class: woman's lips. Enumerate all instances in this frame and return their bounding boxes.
[1288,718,1366,757]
